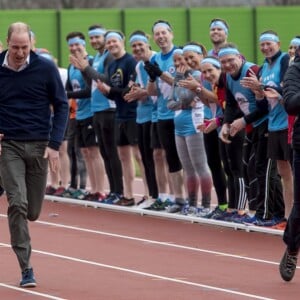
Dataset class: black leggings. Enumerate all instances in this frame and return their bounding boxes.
[137,122,158,198]
[204,130,227,207]
[93,111,123,195]
[157,119,182,173]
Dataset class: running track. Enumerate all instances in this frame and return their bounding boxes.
[0,185,299,299]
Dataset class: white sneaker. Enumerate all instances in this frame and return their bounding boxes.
[136,198,155,209]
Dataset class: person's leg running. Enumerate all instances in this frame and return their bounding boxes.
[0,141,48,271]
[283,149,300,252]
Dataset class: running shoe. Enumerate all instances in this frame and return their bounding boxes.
[72,189,88,199]
[230,213,248,223]
[181,204,197,215]
[242,215,259,225]
[279,248,298,282]
[20,268,36,288]
[271,218,287,230]
[45,185,56,195]
[103,193,122,205]
[87,192,107,202]
[216,210,237,222]
[254,217,278,227]
[144,198,172,211]
[116,196,135,206]
[136,198,155,209]
[167,203,182,213]
[204,206,225,219]
[53,186,66,197]
[196,207,211,218]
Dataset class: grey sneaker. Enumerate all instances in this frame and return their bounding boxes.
[279,249,298,282]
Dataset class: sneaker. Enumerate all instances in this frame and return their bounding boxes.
[85,192,107,202]
[242,215,259,225]
[71,189,88,199]
[232,214,253,224]
[116,196,135,206]
[136,198,155,209]
[144,198,173,211]
[279,249,298,282]
[45,185,56,195]
[254,217,277,227]
[181,204,197,215]
[20,268,36,288]
[196,207,211,218]
[167,203,182,213]
[53,186,66,197]
[103,193,122,204]
[76,190,90,200]
[272,218,287,230]
[230,213,248,223]
[215,210,237,221]
[61,188,75,198]
[205,206,225,219]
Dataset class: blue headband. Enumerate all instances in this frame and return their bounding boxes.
[105,32,123,41]
[218,47,240,58]
[129,34,149,45]
[259,33,279,43]
[201,57,221,69]
[68,37,86,46]
[210,21,228,35]
[290,38,300,47]
[88,28,106,37]
[183,45,202,54]
[173,48,183,56]
[153,22,172,32]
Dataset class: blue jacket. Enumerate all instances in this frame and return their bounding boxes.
[0,50,69,150]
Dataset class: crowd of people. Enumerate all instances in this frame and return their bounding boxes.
[40,20,297,225]
[1,18,300,287]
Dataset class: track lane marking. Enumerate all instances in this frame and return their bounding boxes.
[0,214,289,267]
[0,242,275,300]
[0,283,67,300]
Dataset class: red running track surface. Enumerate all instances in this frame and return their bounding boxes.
[0,197,298,300]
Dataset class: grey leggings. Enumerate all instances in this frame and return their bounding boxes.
[175,133,212,207]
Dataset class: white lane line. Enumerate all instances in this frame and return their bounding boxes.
[0,213,285,266]
[35,219,285,266]
[0,283,67,300]
[0,242,275,300]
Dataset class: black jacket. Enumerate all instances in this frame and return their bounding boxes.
[283,52,300,150]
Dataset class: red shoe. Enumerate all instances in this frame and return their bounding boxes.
[45,185,57,195]
[53,186,66,197]
[271,220,287,230]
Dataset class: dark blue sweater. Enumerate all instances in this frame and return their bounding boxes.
[0,50,69,150]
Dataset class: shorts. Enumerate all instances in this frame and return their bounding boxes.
[76,117,98,148]
[150,122,162,149]
[267,129,290,161]
[117,119,138,146]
